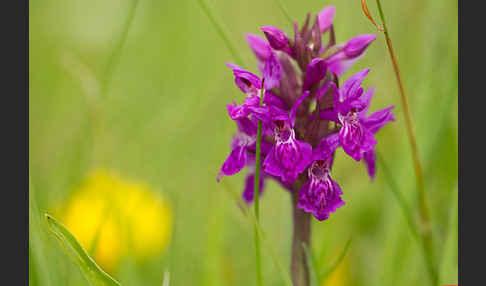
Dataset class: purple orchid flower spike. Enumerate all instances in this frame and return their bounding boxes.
[297,135,344,221]
[220,5,393,224]
[263,91,313,183]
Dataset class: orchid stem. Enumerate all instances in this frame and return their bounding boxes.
[290,185,311,286]
[372,0,437,284]
[253,80,265,286]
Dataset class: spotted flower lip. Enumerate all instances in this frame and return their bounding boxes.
[262,92,313,183]
[297,158,345,221]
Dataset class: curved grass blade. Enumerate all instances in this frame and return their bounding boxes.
[45,214,121,286]
[376,151,438,284]
[319,237,351,284]
[197,0,243,66]
[273,0,293,24]
[101,0,140,97]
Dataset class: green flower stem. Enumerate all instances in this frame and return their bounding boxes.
[253,81,265,286]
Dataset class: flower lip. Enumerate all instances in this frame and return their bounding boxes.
[276,128,292,142]
[310,160,329,179]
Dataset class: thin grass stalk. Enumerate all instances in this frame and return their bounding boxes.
[319,237,352,283]
[361,0,437,284]
[273,0,293,24]
[196,1,264,284]
[101,0,140,98]
[220,180,294,286]
[253,82,265,286]
[197,0,243,66]
[376,151,437,285]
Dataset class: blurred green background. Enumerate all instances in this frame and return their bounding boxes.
[29,0,457,285]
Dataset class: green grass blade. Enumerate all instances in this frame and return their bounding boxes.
[29,174,53,286]
[439,188,458,284]
[197,0,243,66]
[219,180,294,286]
[376,151,420,242]
[273,0,293,24]
[319,237,352,284]
[44,214,121,286]
[376,151,438,284]
[101,0,140,97]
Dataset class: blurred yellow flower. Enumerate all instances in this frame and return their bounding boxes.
[321,254,350,286]
[54,169,172,273]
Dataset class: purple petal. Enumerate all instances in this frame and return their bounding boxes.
[317,6,336,33]
[263,52,282,90]
[357,87,375,118]
[303,58,327,91]
[327,55,362,77]
[344,34,376,58]
[245,33,272,62]
[313,133,340,161]
[236,117,258,137]
[363,105,395,134]
[217,145,247,181]
[261,26,293,56]
[263,91,288,110]
[340,68,369,105]
[242,172,265,203]
[290,91,311,127]
[226,96,260,120]
[226,62,244,70]
[339,122,376,161]
[263,138,312,183]
[319,109,339,122]
[363,149,376,180]
[297,175,345,221]
[227,64,262,96]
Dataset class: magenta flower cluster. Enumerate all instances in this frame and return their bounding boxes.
[217,6,395,221]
